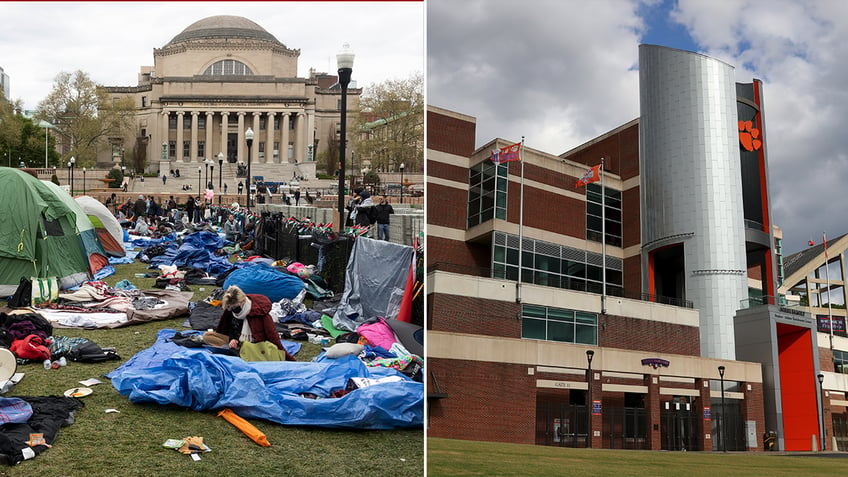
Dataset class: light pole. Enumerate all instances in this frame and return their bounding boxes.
[218,152,224,204]
[204,159,210,190]
[197,166,201,193]
[40,120,52,169]
[336,43,355,230]
[67,161,71,187]
[121,166,126,190]
[245,127,254,213]
[586,349,594,448]
[82,167,86,194]
[818,373,826,451]
[718,365,726,452]
[69,156,75,194]
[399,162,405,204]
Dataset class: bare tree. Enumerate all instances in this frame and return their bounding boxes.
[36,70,134,167]
[355,72,423,174]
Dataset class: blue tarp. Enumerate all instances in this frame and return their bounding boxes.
[223,262,305,302]
[146,231,233,275]
[106,329,423,429]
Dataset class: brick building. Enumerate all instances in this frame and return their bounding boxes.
[427,46,827,452]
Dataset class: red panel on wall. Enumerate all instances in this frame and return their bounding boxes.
[776,323,819,451]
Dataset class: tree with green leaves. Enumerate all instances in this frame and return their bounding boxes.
[36,70,135,168]
[355,72,423,174]
[0,92,57,168]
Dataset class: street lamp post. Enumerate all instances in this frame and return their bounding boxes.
[218,152,224,204]
[245,128,254,213]
[336,43,355,231]
[586,349,594,449]
[67,161,71,188]
[400,162,405,204]
[818,373,826,451]
[718,365,726,452]
[204,159,210,190]
[69,156,75,194]
[82,167,86,194]
[197,166,201,193]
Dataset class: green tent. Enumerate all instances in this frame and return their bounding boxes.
[40,181,109,275]
[0,169,90,297]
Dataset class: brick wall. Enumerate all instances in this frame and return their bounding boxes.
[429,295,521,335]
[428,357,537,444]
[427,110,476,157]
[599,314,701,356]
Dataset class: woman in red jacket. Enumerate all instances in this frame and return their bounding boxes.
[204,286,295,361]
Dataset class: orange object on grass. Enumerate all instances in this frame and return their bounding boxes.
[217,408,271,447]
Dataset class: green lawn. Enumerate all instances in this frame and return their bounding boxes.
[0,258,423,477]
[427,438,847,476]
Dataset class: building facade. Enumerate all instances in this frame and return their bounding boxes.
[427,46,824,452]
[103,15,360,179]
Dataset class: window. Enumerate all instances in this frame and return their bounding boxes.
[183,140,190,159]
[492,231,624,296]
[168,114,177,130]
[198,141,205,159]
[183,116,191,130]
[835,350,848,375]
[521,304,597,345]
[198,116,206,129]
[141,96,147,108]
[259,117,266,130]
[467,159,507,228]
[274,117,280,130]
[289,116,296,130]
[168,141,176,158]
[203,60,253,76]
[586,183,623,247]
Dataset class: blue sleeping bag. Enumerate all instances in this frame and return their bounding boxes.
[223,262,305,302]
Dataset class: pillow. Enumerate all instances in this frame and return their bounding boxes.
[324,343,364,359]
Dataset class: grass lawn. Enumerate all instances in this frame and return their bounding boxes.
[426,437,848,476]
[0,257,423,477]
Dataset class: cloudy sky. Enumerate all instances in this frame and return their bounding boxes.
[428,0,846,255]
[1,1,423,110]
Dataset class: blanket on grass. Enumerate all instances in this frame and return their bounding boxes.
[106,329,423,429]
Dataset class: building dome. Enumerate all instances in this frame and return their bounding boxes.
[165,15,283,47]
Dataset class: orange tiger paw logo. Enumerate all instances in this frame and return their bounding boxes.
[739,120,761,152]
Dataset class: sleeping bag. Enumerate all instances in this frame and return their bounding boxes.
[223,262,305,302]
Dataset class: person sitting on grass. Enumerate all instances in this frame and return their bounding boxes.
[202,286,295,360]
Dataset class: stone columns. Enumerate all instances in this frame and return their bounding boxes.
[282,112,291,163]
[252,113,260,166]
[221,112,229,161]
[205,112,214,161]
[190,111,199,162]
[237,112,246,164]
[267,112,276,164]
[176,111,185,162]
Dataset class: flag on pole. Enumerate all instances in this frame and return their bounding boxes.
[490,142,522,164]
[575,164,602,188]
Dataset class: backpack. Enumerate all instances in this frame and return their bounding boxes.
[66,340,121,363]
[8,277,32,308]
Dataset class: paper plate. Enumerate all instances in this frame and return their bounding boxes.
[0,348,16,382]
[64,387,93,398]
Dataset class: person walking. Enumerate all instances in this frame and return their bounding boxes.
[374,195,395,241]
[238,181,244,195]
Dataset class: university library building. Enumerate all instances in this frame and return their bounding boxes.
[426,45,848,452]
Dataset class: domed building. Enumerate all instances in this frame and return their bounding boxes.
[102,15,360,181]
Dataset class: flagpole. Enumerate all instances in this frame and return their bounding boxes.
[516,137,525,303]
[824,232,834,350]
[601,157,607,315]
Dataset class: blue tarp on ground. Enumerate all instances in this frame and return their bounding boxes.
[106,329,423,429]
[145,231,233,275]
[223,262,305,302]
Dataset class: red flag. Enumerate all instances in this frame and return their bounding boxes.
[575,164,602,188]
[824,233,829,258]
[490,142,522,164]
